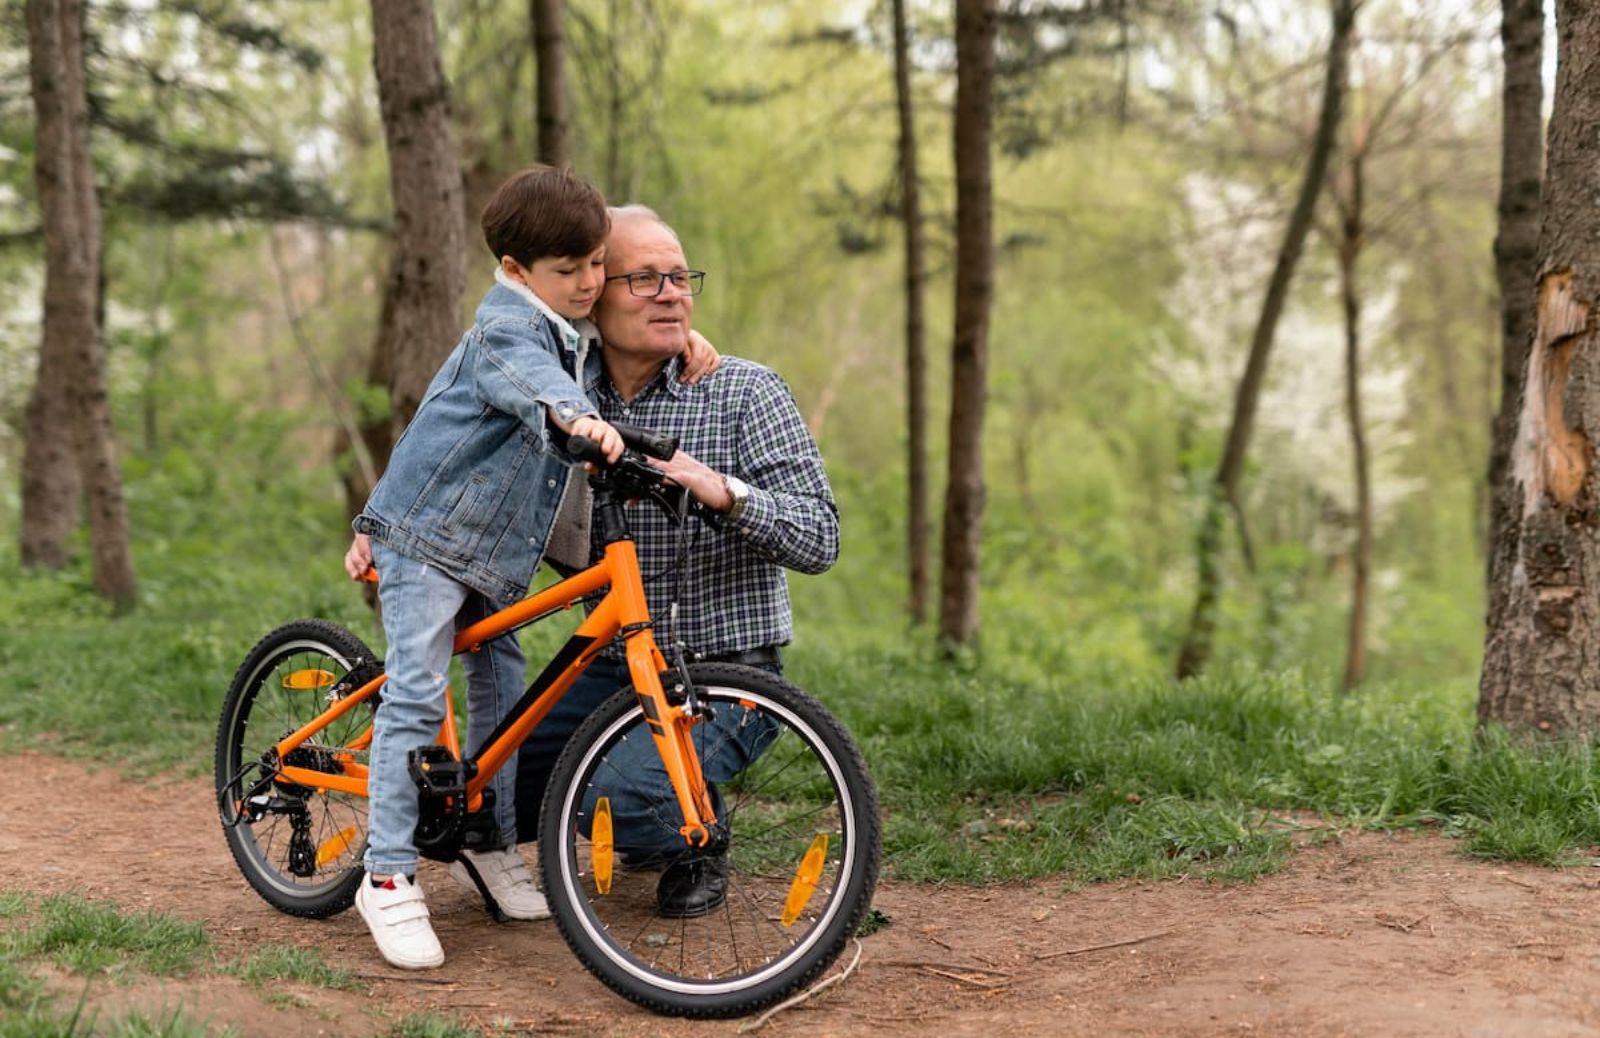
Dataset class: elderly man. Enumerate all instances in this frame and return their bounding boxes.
[512,205,840,916]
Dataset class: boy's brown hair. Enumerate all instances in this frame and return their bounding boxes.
[481,165,609,266]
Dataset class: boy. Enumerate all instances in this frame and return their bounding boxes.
[342,166,626,970]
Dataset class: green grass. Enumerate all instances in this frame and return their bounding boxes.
[226,944,364,992]
[385,1015,482,1038]
[0,894,318,1036]
[3,436,1598,890]
[6,895,210,979]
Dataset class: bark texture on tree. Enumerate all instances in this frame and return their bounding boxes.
[19,339,79,569]
[349,0,469,518]
[532,0,568,166]
[1480,0,1600,732]
[369,0,467,433]
[892,0,931,626]
[25,0,137,608]
[938,0,997,647]
[1174,0,1355,679]
[1338,151,1371,692]
[1479,0,1600,730]
[1487,0,1545,592]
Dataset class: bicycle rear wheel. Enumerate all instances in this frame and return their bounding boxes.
[539,663,880,1017]
[215,619,378,918]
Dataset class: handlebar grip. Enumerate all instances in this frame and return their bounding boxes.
[567,435,610,465]
[612,421,678,461]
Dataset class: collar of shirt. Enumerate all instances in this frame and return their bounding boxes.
[592,353,688,402]
[492,267,582,350]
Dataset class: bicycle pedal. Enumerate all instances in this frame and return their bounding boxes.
[408,746,474,795]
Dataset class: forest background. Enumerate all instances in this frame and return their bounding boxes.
[7,0,1590,887]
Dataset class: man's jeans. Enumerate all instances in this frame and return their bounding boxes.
[514,657,781,857]
[366,543,524,875]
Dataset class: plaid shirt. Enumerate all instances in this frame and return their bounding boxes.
[586,355,839,658]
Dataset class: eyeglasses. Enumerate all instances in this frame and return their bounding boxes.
[604,269,706,298]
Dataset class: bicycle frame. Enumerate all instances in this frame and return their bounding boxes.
[268,535,721,849]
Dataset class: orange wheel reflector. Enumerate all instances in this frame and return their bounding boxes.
[738,699,758,710]
[592,797,614,895]
[780,833,830,927]
[283,669,337,690]
[314,826,358,868]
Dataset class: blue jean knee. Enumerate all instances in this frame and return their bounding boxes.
[581,662,783,860]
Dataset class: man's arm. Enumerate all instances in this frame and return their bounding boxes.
[647,368,839,575]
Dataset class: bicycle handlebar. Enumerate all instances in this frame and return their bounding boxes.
[609,422,678,461]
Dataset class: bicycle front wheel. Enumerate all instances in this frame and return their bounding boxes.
[215,619,377,918]
[539,663,880,1018]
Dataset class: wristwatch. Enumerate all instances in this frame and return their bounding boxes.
[722,474,750,519]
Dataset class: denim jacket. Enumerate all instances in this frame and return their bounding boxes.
[353,272,600,604]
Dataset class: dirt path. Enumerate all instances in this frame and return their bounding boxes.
[4,752,1600,1037]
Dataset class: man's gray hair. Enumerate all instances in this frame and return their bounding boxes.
[608,204,681,244]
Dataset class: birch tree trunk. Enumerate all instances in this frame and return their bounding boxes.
[892,0,931,625]
[1174,0,1356,679]
[1479,1,1600,733]
[25,0,137,609]
[939,0,996,647]
[1486,0,1544,589]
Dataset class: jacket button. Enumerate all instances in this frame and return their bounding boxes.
[547,479,557,488]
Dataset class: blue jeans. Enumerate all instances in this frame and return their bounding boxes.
[514,657,781,857]
[365,543,524,875]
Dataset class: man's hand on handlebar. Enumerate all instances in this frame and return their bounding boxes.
[646,450,738,513]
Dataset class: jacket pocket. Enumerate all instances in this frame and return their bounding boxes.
[440,472,490,541]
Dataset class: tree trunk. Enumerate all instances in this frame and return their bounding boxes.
[19,337,79,569]
[25,0,137,609]
[366,0,467,463]
[604,0,624,196]
[1174,0,1356,679]
[532,0,568,167]
[1486,0,1544,592]
[1338,151,1371,692]
[1479,1,1600,733]
[938,0,997,648]
[892,0,931,626]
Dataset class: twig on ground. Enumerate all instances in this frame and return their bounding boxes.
[737,939,864,1033]
[878,959,1013,977]
[1498,874,1538,891]
[919,965,1008,989]
[1374,912,1430,934]
[350,971,458,985]
[1034,929,1176,960]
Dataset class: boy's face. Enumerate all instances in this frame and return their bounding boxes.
[506,245,607,320]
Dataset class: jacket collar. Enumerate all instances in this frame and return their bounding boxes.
[492,267,582,350]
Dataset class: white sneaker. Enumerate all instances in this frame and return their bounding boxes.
[355,873,444,970]
[449,846,551,921]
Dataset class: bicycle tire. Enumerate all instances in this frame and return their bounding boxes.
[539,662,880,1017]
[216,619,377,918]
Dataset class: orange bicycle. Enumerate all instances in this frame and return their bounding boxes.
[214,426,880,1017]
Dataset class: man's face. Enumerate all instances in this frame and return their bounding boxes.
[595,221,694,360]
